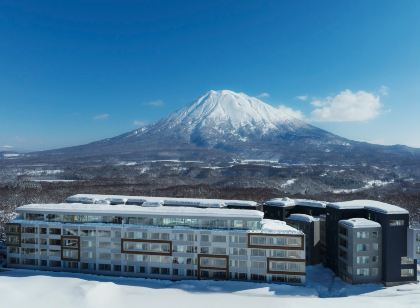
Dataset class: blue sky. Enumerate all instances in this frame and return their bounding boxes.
[0,0,420,151]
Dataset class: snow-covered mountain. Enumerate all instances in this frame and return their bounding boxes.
[122,90,342,148]
[24,89,420,164]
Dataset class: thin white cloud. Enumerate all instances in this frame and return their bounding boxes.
[296,95,308,101]
[277,105,305,120]
[310,89,382,122]
[0,145,14,149]
[378,85,389,96]
[144,100,164,108]
[93,113,110,121]
[257,92,270,99]
[133,120,147,127]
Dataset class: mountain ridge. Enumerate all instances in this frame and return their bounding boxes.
[16,89,420,165]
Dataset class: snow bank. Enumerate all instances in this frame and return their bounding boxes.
[0,265,418,308]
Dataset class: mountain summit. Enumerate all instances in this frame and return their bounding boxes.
[160,89,306,134]
[26,90,420,164]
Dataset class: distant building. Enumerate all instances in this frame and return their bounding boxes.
[5,195,305,284]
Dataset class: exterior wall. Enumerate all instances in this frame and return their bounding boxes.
[6,221,306,285]
[294,205,326,217]
[337,223,382,284]
[285,218,321,265]
[367,211,417,286]
[325,207,367,273]
[408,227,420,262]
[262,205,292,221]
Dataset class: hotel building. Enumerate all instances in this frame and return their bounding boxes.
[5,194,306,284]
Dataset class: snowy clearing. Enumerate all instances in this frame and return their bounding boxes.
[0,265,418,308]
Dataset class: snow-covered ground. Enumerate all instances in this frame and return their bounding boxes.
[0,265,418,308]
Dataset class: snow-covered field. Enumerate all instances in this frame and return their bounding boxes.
[0,265,418,308]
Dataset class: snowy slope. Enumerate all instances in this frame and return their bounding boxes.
[0,266,419,308]
[160,90,306,134]
[23,89,420,164]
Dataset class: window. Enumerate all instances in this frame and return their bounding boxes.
[233,220,245,229]
[124,265,135,273]
[199,256,227,268]
[230,247,247,256]
[389,220,404,227]
[250,274,265,281]
[6,235,20,246]
[372,243,379,251]
[49,228,61,235]
[372,256,378,263]
[49,260,61,268]
[49,239,61,246]
[251,249,266,257]
[62,238,79,248]
[212,235,226,243]
[356,244,369,252]
[97,230,111,237]
[63,228,78,236]
[401,269,414,277]
[61,236,79,261]
[356,231,369,239]
[371,268,379,276]
[357,256,370,264]
[251,261,266,269]
[200,235,210,242]
[401,257,414,265]
[416,233,420,242]
[62,249,79,260]
[98,264,111,271]
[356,268,370,276]
[372,231,378,239]
[121,239,171,255]
[212,247,226,255]
[26,213,44,221]
[22,227,37,234]
[416,246,420,254]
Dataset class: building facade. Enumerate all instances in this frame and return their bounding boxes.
[6,199,306,284]
[408,225,420,262]
[337,218,382,284]
[263,197,417,286]
[285,214,323,265]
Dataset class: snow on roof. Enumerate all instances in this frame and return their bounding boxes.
[264,197,327,208]
[264,197,296,207]
[65,194,257,208]
[328,200,408,215]
[16,203,263,220]
[259,219,303,235]
[339,218,381,229]
[287,214,319,223]
[294,199,327,208]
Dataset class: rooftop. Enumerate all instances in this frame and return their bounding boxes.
[264,197,327,208]
[16,203,263,220]
[328,200,408,214]
[287,213,319,223]
[66,194,257,208]
[259,219,303,235]
[339,218,381,229]
[264,197,296,207]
